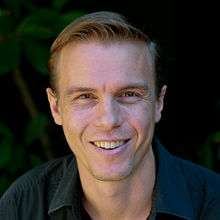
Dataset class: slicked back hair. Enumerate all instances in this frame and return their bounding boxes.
[48,11,162,95]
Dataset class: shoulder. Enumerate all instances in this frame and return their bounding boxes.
[173,155,220,192]
[155,139,220,193]
[2,154,74,197]
[0,154,75,219]
[155,138,220,219]
[156,139,220,195]
[173,155,220,219]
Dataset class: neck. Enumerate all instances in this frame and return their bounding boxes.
[78,147,156,220]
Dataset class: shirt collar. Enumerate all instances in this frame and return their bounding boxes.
[153,138,194,219]
[48,140,194,219]
[48,156,83,218]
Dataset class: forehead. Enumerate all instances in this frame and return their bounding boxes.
[56,41,154,92]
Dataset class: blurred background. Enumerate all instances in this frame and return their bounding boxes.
[0,0,219,196]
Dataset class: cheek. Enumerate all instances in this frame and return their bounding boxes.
[126,104,155,135]
[61,112,89,157]
[61,107,93,140]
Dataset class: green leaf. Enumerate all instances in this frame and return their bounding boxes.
[52,0,68,11]
[211,131,220,143]
[7,146,26,173]
[0,15,15,35]
[0,176,11,196]
[3,0,21,18]
[24,40,49,75]
[0,36,20,75]
[199,143,214,169]
[24,113,48,145]
[20,0,37,13]
[18,9,61,39]
[30,154,44,167]
[0,142,12,167]
[0,8,4,16]
[0,123,13,167]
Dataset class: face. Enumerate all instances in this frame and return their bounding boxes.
[47,41,166,181]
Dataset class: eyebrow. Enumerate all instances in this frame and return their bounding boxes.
[65,83,149,96]
[119,83,149,91]
[65,87,96,97]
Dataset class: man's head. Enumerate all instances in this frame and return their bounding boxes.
[47,11,166,181]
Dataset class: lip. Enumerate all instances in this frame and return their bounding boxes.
[90,138,130,142]
[89,138,130,150]
[88,139,131,156]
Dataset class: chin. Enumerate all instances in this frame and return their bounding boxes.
[90,164,134,182]
[92,173,131,182]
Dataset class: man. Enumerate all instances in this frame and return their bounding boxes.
[0,11,220,220]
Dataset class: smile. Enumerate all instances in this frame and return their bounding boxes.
[90,139,129,150]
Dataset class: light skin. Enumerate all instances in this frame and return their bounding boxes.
[47,41,166,219]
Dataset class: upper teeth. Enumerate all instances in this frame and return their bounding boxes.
[93,141,124,149]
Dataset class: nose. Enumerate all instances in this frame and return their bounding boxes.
[94,98,122,130]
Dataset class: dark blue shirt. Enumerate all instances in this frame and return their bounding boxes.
[0,139,220,219]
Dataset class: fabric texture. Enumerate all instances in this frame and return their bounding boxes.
[0,139,220,220]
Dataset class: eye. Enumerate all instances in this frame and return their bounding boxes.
[117,90,143,104]
[78,93,93,99]
[121,91,140,97]
[72,93,97,105]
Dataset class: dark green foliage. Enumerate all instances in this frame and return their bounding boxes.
[18,9,61,39]
[24,113,48,146]
[199,132,220,169]
[0,12,20,75]
[2,0,22,18]
[0,123,13,167]
[24,40,49,75]
[0,1,85,196]
[0,4,85,76]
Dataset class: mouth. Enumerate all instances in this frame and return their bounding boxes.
[90,139,130,150]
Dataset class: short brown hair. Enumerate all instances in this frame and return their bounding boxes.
[48,11,161,94]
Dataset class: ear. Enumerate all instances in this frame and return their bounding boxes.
[46,88,62,125]
[155,85,167,123]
